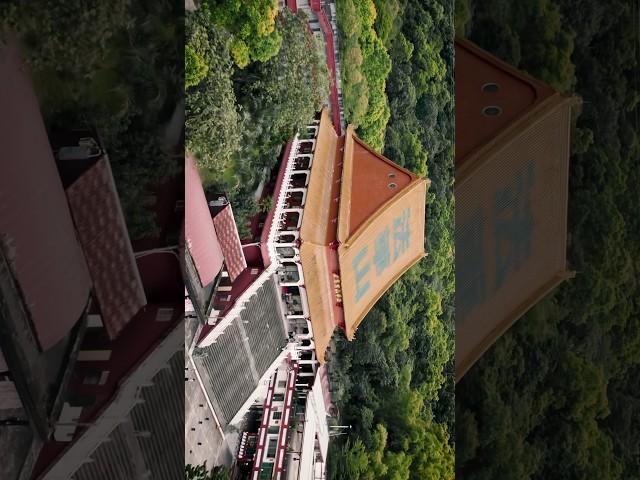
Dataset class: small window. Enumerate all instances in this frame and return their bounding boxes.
[388,183,397,189]
[86,314,103,328]
[278,234,296,244]
[272,411,282,420]
[156,308,173,322]
[482,106,502,117]
[266,438,278,458]
[251,268,259,275]
[277,247,296,258]
[388,172,396,178]
[83,369,109,385]
[278,380,287,388]
[482,82,500,93]
[268,426,279,435]
[273,393,284,402]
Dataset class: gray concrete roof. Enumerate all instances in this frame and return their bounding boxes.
[193,277,287,427]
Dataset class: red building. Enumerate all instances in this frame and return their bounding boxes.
[283,0,344,134]
[0,38,184,479]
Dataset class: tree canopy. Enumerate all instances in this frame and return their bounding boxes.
[336,0,392,151]
[203,0,282,67]
[0,0,183,239]
[327,1,455,478]
[185,8,328,237]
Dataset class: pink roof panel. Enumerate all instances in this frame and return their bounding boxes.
[212,204,247,281]
[0,38,92,351]
[66,156,147,339]
[185,155,223,286]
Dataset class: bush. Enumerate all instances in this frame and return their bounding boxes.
[204,0,282,67]
[185,45,209,88]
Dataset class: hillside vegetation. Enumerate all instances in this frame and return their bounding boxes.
[185,3,328,236]
[328,1,455,478]
[0,0,183,239]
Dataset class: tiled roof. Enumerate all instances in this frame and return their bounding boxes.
[66,156,147,339]
[299,110,427,361]
[185,155,223,286]
[212,204,247,281]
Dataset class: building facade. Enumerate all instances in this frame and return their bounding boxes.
[0,38,185,480]
[236,359,329,480]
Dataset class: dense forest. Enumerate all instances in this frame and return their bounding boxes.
[327,1,455,478]
[456,1,640,478]
[185,1,328,237]
[0,0,183,239]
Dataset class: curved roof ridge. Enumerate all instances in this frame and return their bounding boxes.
[337,126,428,243]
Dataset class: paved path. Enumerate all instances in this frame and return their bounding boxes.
[185,356,235,468]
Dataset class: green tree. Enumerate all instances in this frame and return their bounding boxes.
[336,0,393,150]
[185,45,209,89]
[185,11,241,174]
[231,9,328,181]
[205,0,282,67]
[185,463,231,480]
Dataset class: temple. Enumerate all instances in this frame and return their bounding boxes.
[192,107,427,358]
[455,37,578,380]
[184,105,428,476]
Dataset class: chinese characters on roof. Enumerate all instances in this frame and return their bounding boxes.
[353,207,412,304]
[457,161,536,323]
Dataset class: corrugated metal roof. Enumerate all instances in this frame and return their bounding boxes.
[129,350,184,479]
[212,204,247,281]
[0,37,92,351]
[66,156,147,340]
[185,155,223,286]
[193,277,287,426]
[70,350,184,480]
